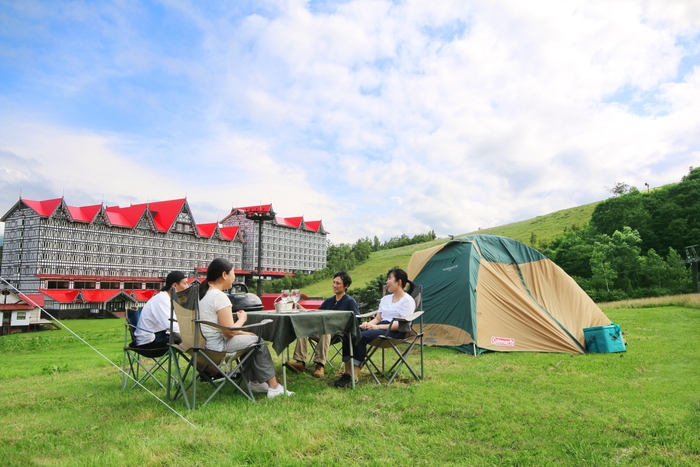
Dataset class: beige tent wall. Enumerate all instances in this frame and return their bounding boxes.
[421,323,475,347]
[519,259,611,346]
[407,243,446,280]
[475,261,585,353]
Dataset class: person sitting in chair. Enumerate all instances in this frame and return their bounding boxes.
[134,270,188,348]
[334,268,416,388]
[198,258,293,398]
[285,271,359,378]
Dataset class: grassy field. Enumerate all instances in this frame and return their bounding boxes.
[463,201,600,246]
[302,201,600,297]
[1,304,699,466]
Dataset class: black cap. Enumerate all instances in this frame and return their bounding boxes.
[162,271,186,291]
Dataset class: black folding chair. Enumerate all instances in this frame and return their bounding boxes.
[121,307,172,390]
[364,284,425,385]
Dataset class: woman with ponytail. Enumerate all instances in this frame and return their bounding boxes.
[334,268,416,388]
[199,258,293,398]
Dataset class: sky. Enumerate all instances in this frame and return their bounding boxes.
[1,0,699,244]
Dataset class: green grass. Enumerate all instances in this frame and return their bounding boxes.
[303,201,599,296]
[1,306,699,466]
[464,201,599,246]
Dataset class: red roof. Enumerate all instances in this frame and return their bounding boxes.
[131,290,157,301]
[142,199,186,232]
[276,216,303,228]
[197,223,218,238]
[36,274,162,281]
[18,293,45,307]
[22,198,63,217]
[105,204,147,228]
[66,204,102,223]
[219,225,239,241]
[80,289,132,303]
[237,204,273,214]
[40,289,81,303]
[304,220,324,233]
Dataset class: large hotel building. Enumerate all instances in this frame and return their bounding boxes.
[0,197,327,316]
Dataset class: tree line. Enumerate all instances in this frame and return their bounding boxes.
[261,231,436,296]
[539,167,699,301]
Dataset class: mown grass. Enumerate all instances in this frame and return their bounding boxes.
[1,305,699,466]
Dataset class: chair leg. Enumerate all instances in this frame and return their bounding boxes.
[364,345,383,386]
[386,339,422,385]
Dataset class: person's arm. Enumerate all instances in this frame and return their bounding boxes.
[360,311,384,330]
[216,306,254,338]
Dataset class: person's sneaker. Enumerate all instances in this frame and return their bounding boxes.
[312,364,324,378]
[284,361,306,373]
[248,381,270,393]
[334,373,357,388]
[267,384,295,399]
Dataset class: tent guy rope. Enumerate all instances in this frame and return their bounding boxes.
[0,277,198,430]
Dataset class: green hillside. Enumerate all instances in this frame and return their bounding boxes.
[466,201,599,246]
[301,200,600,297]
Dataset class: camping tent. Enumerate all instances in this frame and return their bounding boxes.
[407,235,611,354]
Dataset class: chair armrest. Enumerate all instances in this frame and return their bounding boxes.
[393,311,424,323]
[194,318,273,332]
[357,309,379,319]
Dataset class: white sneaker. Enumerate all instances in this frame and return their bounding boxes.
[267,384,294,399]
[248,381,270,393]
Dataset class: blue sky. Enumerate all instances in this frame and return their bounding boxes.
[1,0,699,243]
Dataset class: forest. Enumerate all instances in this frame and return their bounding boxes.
[540,167,699,301]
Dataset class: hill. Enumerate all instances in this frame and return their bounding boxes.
[301,200,601,296]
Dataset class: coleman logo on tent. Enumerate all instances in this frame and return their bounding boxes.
[491,336,515,347]
[442,265,458,272]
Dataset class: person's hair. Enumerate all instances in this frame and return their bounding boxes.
[334,270,352,289]
[388,268,414,294]
[199,258,233,299]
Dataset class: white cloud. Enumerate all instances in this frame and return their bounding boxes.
[1,0,699,244]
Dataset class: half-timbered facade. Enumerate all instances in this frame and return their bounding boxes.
[0,198,244,296]
[221,204,327,275]
[0,198,328,313]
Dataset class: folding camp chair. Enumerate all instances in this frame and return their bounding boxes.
[167,284,272,409]
[364,284,425,385]
[121,307,172,390]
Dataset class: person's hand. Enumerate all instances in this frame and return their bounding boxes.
[236,310,247,320]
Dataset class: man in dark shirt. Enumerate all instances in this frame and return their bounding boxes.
[285,271,359,378]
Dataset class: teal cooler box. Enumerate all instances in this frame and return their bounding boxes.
[583,323,626,353]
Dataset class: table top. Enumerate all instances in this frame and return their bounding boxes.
[246,309,361,355]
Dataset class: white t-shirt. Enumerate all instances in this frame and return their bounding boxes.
[134,291,180,346]
[198,288,232,351]
[377,293,416,323]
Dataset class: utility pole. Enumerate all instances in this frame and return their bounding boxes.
[685,245,699,293]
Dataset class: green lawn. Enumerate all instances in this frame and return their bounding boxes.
[1,306,699,466]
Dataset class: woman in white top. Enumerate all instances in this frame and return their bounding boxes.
[335,268,416,388]
[198,258,292,398]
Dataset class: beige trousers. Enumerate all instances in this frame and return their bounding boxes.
[292,334,331,365]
